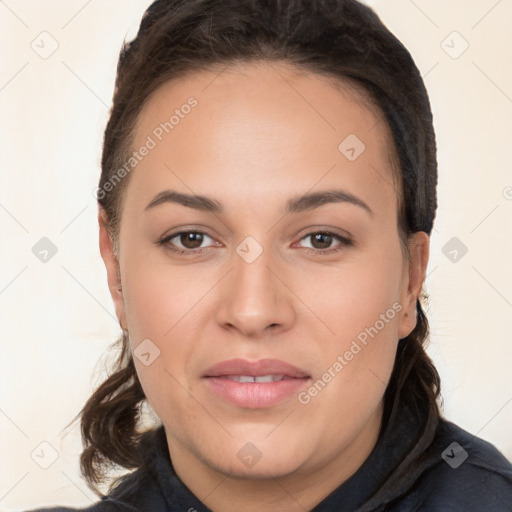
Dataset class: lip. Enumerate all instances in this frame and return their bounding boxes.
[203,358,311,409]
[203,358,310,378]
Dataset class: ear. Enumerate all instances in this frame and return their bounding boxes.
[397,231,430,339]
[98,207,127,331]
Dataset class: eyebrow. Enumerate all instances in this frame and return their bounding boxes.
[145,188,373,217]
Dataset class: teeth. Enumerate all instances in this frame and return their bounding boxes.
[225,375,285,383]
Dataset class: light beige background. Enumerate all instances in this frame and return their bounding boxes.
[1,0,511,510]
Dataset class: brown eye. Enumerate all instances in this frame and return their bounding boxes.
[310,232,334,249]
[298,231,353,255]
[158,230,216,254]
[178,232,204,249]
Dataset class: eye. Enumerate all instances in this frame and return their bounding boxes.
[297,231,353,255]
[157,229,352,257]
[158,230,218,255]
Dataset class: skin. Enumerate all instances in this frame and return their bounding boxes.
[99,61,429,511]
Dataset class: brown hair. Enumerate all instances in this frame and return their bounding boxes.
[82,0,441,494]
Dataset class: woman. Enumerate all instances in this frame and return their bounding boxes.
[28,0,512,510]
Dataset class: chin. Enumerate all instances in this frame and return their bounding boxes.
[195,436,309,480]
[210,454,304,481]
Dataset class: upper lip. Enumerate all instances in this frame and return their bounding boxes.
[203,358,310,378]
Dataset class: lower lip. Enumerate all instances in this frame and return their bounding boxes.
[204,377,310,409]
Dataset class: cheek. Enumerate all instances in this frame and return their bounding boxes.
[299,241,403,405]
[120,247,218,415]
[122,247,205,339]
[306,241,404,345]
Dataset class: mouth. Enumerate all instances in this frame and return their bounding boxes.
[202,358,311,409]
[203,358,310,379]
[220,375,295,383]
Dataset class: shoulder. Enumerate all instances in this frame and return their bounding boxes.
[396,417,512,511]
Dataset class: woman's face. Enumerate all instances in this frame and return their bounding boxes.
[100,61,428,488]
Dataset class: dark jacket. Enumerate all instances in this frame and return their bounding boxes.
[26,399,512,512]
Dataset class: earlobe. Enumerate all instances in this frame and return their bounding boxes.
[98,207,127,330]
[398,231,430,339]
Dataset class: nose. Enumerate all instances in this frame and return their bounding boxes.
[215,247,295,338]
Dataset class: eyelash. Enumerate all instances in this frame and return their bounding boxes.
[157,229,353,257]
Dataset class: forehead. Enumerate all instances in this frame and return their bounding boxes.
[127,61,398,217]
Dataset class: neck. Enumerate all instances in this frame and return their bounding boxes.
[166,401,384,512]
